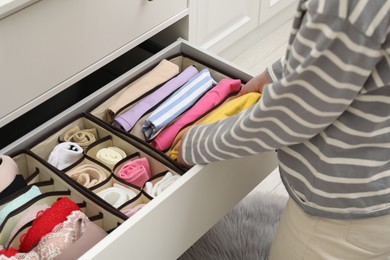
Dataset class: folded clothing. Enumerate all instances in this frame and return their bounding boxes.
[47,141,83,170]
[107,59,180,118]
[97,183,138,208]
[168,92,261,160]
[19,197,80,253]
[66,164,107,188]
[63,126,98,150]
[4,210,107,260]
[144,172,180,198]
[96,146,127,168]
[151,78,241,151]
[112,65,199,132]
[0,186,41,227]
[5,204,50,248]
[142,68,216,140]
[116,158,151,188]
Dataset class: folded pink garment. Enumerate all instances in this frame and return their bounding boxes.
[151,79,241,151]
[116,158,151,188]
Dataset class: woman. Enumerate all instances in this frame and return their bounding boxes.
[178,0,390,259]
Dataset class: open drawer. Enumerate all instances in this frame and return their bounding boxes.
[0,39,278,260]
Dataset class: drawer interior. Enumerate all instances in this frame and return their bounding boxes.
[0,40,278,260]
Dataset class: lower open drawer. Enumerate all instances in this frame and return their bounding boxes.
[0,39,278,260]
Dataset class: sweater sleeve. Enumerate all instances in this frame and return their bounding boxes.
[265,57,285,83]
[181,9,383,165]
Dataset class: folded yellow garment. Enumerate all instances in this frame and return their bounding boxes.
[96,146,127,168]
[168,92,261,160]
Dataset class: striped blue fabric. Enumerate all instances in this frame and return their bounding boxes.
[142,68,216,140]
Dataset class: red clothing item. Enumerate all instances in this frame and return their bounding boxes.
[0,247,18,257]
[18,197,80,253]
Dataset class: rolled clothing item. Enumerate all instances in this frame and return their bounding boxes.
[142,68,217,140]
[96,146,127,168]
[112,65,199,132]
[97,183,137,208]
[144,172,180,198]
[121,204,146,218]
[66,164,107,188]
[116,158,151,188]
[0,175,27,201]
[47,141,83,170]
[63,126,98,150]
[18,197,80,253]
[5,204,50,247]
[107,59,180,118]
[168,92,261,160]
[151,79,241,151]
[0,155,19,193]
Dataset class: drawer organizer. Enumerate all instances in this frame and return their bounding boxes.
[1,150,127,257]
[0,40,278,259]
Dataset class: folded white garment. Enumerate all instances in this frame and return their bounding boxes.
[145,172,180,198]
[97,183,137,208]
[47,142,83,170]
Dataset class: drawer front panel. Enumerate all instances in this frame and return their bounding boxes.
[1,40,278,260]
[0,0,187,127]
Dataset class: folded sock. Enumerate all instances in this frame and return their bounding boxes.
[145,172,180,198]
[97,184,137,208]
[96,147,127,168]
[66,164,107,188]
[48,142,83,170]
[63,126,98,150]
[116,158,151,188]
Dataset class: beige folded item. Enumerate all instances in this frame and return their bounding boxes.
[63,126,98,150]
[107,59,180,119]
[66,164,107,188]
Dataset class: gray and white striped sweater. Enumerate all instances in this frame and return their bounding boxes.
[181,0,390,219]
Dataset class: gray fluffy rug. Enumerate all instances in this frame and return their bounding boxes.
[178,192,288,260]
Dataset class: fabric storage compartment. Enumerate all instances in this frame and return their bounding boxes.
[0,150,127,258]
[0,40,278,260]
[23,114,184,225]
[27,114,184,175]
[86,55,243,159]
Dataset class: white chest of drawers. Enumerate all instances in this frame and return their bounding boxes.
[0,0,188,127]
[0,2,278,259]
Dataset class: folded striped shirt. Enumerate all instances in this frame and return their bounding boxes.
[142,68,216,140]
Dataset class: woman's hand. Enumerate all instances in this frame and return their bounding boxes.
[237,71,270,97]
